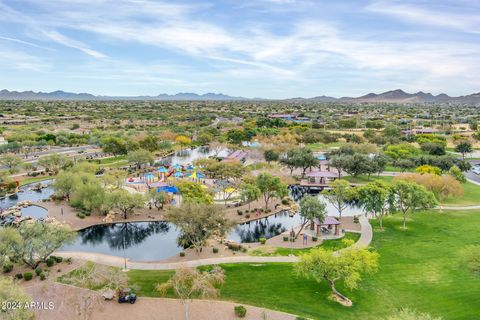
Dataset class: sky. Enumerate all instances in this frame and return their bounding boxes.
[0,0,479,98]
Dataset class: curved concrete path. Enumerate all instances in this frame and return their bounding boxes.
[57,216,373,270]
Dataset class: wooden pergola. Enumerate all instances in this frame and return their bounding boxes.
[310,216,342,236]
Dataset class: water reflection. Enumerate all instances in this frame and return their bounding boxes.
[0,179,54,210]
[62,221,183,261]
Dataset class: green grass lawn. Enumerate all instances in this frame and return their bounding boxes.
[344,175,480,206]
[343,175,393,184]
[128,210,480,320]
[441,181,480,206]
[306,142,345,151]
[19,175,55,186]
[250,232,361,256]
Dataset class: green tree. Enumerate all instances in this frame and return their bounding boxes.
[263,149,279,163]
[139,135,159,152]
[0,277,34,320]
[38,153,72,175]
[18,221,75,269]
[157,267,225,320]
[256,173,288,209]
[415,165,441,175]
[392,180,437,229]
[385,143,419,160]
[296,195,327,239]
[126,149,154,169]
[166,203,234,253]
[329,154,351,178]
[107,189,145,219]
[0,227,23,268]
[355,181,393,230]
[240,183,261,210]
[448,165,466,183]
[455,140,473,160]
[149,189,168,210]
[294,148,319,177]
[175,180,214,204]
[295,244,379,305]
[0,154,22,174]
[101,137,128,156]
[321,179,353,218]
[53,171,78,200]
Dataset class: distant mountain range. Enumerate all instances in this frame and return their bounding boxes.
[1,89,480,104]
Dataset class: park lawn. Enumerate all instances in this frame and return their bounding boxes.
[18,175,55,186]
[343,175,393,184]
[441,181,480,206]
[306,142,345,151]
[250,232,361,256]
[127,210,480,320]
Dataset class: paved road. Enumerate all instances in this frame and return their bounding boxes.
[466,160,480,184]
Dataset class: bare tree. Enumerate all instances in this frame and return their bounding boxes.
[156,267,225,320]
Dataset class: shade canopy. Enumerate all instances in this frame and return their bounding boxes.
[313,216,341,226]
[157,167,169,173]
[173,164,182,170]
[306,171,339,178]
[186,165,195,171]
[157,185,179,194]
[144,173,155,179]
[187,171,205,179]
[173,171,184,178]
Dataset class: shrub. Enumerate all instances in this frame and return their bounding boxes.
[234,305,247,318]
[23,272,33,281]
[245,214,250,219]
[237,210,243,216]
[281,198,290,205]
[259,208,264,213]
[2,263,13,273]
[283,236,289,242]
[65,257,72,264]
[46,258,55,267]
[266,209,271,213]
[259,238,267,245]
[244,209,249,213]
[40,272,47,280]
[53,256,63,263]
[35,268,43,276]
[312,236,318,242]
[212,247,219,254]
[353,215,359,223]
[241,247,247,253]
[77,213,86,219]
[85,211,91,216]
[15,273,23,279]
[179,252,185,257]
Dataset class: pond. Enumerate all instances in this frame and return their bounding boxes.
[0,179,54,210]
[0,179,54,220]
[60,194,361,261]
[156,146,230,166]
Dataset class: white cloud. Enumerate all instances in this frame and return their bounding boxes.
[367,1,480,34]
[42,30,107,58]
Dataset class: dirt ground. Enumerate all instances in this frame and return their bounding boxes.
[22,275,295,320]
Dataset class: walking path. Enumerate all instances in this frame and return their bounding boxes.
[56,216,373,270]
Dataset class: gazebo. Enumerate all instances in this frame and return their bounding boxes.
[306,170,339,184]
[311,216,342,236]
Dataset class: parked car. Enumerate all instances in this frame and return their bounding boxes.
[118,293,136,304]
[472,166,480,175]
